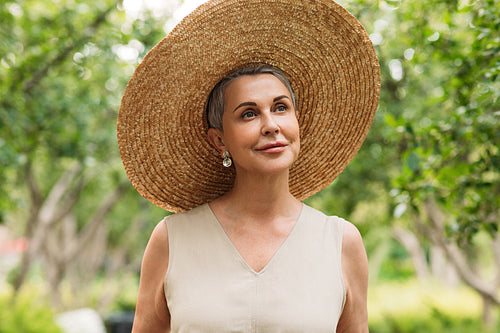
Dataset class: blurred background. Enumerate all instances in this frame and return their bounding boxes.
[0,0,498,332]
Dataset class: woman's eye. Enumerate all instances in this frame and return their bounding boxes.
[275,105,287,112]
[241,111,256,119]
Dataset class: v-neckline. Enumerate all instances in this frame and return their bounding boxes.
[205,203,306,275]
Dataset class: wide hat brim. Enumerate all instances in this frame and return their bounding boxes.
[118,0,381,213]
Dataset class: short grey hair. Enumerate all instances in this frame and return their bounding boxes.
[206,65,296,130]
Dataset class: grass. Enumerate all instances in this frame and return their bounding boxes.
[369,279,482,319]
[367,279,497,333]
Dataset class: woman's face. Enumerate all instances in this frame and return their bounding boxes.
[209,74,300,176]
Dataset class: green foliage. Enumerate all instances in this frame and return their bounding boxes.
[377,241,416,281]
[369,312,491,333]
[0,289,62,333]
[107,275,139,312]
[378,0,500,242]
[0,0,168,220]
[0,0,169,305]
[368,279,494,333]
[78,272,139,313]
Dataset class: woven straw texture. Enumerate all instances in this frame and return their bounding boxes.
[117,0,381,213]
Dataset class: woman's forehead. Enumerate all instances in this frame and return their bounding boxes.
[224,74,291,102]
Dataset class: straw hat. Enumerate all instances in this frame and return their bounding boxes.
[117,0,381,213]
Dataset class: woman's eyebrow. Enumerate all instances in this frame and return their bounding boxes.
[232,95,290,113]
[233,101,257,113]
[273,95,290,102]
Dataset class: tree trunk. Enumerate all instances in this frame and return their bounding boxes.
[392,226,429,280]
[46,256,64,308]
[11,160,128,308]
[429,245,458,285]
[42,182,128,306]
[12,162,83,296]
[423,198,500,306]
[368,239,391,282]
[481,295,496,328]
[12,162,43,294]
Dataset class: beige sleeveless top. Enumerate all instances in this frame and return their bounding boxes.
[164,203,346,333]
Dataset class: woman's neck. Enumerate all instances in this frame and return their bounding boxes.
[214,169,302,220]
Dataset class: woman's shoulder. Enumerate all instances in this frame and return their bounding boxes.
[143,205,212,272]
[147,218,170,255]
[163,203,210,224]
[337,217,368,332]
[303,203,349,227]
[302,204,364,246]
[341,220,364,251]
[160,203,215,242]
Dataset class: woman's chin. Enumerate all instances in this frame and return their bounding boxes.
[235,161,295,177]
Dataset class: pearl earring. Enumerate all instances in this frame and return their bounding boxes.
[222,151,232,167]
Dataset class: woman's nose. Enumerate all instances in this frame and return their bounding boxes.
[261,113,279,135]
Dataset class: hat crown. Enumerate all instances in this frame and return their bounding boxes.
[118,0,380,212]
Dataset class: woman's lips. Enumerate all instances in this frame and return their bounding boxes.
[256,142,288,153]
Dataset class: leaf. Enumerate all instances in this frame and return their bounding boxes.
[384,113,399,128]
[406,152,420,172]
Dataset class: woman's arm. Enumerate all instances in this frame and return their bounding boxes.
[132,220,171,333]
[337,221,369,333]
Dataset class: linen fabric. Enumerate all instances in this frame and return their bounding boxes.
[164,204,346,332]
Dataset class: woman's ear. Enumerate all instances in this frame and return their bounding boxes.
[207,128,226,154]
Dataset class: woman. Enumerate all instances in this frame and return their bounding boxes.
[117,0,380,332]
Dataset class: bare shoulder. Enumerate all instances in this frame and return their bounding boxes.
[340,221,368,298]
[340,221,368,294]
[140,219,170,275]
[342,221,366,260]
[132,218,171,332]
[147,219,170,257]
[337,221,368,333]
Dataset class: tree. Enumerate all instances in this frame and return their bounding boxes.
[0,0,168,307]
[375,0,499,324]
